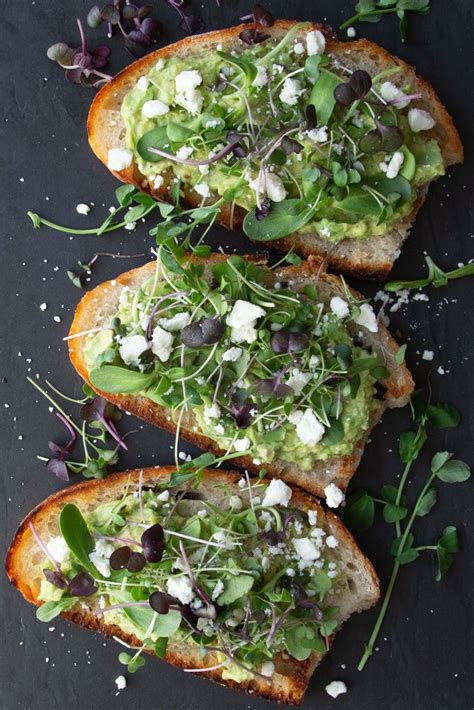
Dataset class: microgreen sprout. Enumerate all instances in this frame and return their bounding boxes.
[340,0,431,41]
[47,18,112,87]
[384,255,474,292]
[67,251,147,289]
[87,2,160,56]
[342,388,470,670]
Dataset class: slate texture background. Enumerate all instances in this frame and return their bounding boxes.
[0,1,473,708]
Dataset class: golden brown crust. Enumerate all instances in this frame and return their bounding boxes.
[87,20,462,279]
[5,466,379,705]
[66,254,413,498]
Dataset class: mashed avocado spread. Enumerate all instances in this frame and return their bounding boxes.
[85,255,386,470]
[36,477,342,680]
[118,24,445,243]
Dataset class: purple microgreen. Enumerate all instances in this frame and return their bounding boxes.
[88,2,160,57]
[68,571,98,597]
[141,523,165,563]
[305,104,317,131]
[270,330,309,354]
[97,600,150,616]
[46,458,70,481]
[254,374,294,400]
[46,410,77,480]
[109,546,132,571]
[359,121,404,154]
[349,69,372,99]
[180,317,225,348]
[126,551,146,572]
[148,139,239,166]
[239,27,270,45]
[334,82,356,107]
[255,197,271,221]
[52,19,113,87]
[80,396,128,451]
[252,3,275,27]
[43,568,68,590]
[293,584,323,620]
[281,136,303,156]
[230,402,255,429]
[149,591,177,614]
[165,0,205,35]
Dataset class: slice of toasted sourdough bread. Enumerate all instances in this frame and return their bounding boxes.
[5,466,379,704]
[68,253,414,499]
[88,19,462,280]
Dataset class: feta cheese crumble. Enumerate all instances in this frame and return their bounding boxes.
[293,537,320,561]
[354,303,378,333]
[76,203,90,215]
[119,334,149,366]
[252,65,268,89]
[306,30,326,55]
[330,296,350,319]
[158,312,190,332]
[142,99,170,118]
[262,479,293,507]
[380,81,411,109]
[136,76,149,91]
[279,78,304,106]
[175,70,203,115]
[260,661,275,677]
[249,172,287,203]
[107,148,133,171]
[166,576,194,605]
[46,537,70,564]
[422,350,434,361]
[226,299,266,344]
[115,675,127,691]
[308,126,328,143]
[151,325,174,362]
[293,409,325,446]
[325,680,347,698]
[194,182,211,198]
[386,150,404,179]
[324,483,345,509]
[221,346,242,362]
[234,437,251,452]
[408,108,435,133]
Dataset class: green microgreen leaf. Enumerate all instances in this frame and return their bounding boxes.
[89,366,157,394]
[435,526,460,581]
[342,490,375,532]
[59,504,98,576]
[426,403,461,429]
[36,597,78,622]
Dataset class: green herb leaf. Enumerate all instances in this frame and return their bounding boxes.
[435,458,471,484]
[89,366,157,394]
[304,54,322,80]
[399,428,426,463]
[243,198,321,242]
[115,184,137,207]
[36,597,78,622]
[308,71,340,125]
[383,502,407,524]
[435,526,460,581]
[416,488,437,517]
[124,607,182,637]
[395,344,407,364]
[59,504,97,575]
[217,50,257,83]
[154,637,168,658]
[284,625,325,660]
[136,126,170,162]
[217,574,254,605]
[426,402,461,429]
[342,490,375,532]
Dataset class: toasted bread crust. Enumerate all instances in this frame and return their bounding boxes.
[87,20,463,279]
[67,254,413,499]
[5,466,379,705]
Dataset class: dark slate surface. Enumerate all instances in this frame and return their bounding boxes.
[1,1,473,708]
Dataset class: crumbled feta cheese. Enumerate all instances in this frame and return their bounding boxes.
[158,312,190,332]
[211,579,224,600]
[142,99,170,118]
[293,42,305,55]
[422,350,434,361]
[249,172,287,203]
[238,477,247,489]
[194,182,211,198]
[166,576,194,605]
[76,203,90,215]
[176,145,194,160]
[227,299,266,343]
[386,150,404,179]
[40,302,47,311]
[151,325,174,362]
[325,680,347,698]
[330,296,350,319]
[324,483,345,509]
[155,59,165,71]
[222,346,242,362]
[119,334,150,366]
[306,30,326,56]
[229,495,242,511]
[157,490,170,502]
[262,479,293,507]
[204,118,220,129]
[380,81,410,109]
[46,536,70,564]
[408,108,435,133]
[308,126,328,143]
[326,535,338,548]
[261,661,275,678]
[175,70,203,114]
[293,537,320,561]
[107,148,133,171]
[252,65,268,89]
[136,76,149,91]
[124,221,136,232]
[115,675,127,691]
[346,26,356,38]
[309,354,320,369]
[153,174,164,190]
[286,370,311,395]
[307,510,318,526]
[89,540,114,578]
[353,303,378,333]
[234,437,251,452]
[204,403,220,421]
[294,409,325,446]
[279,77,304,106]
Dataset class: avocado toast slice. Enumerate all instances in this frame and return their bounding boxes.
[5,466,379,704]
[67,253,413,499]
[88,19,462,279]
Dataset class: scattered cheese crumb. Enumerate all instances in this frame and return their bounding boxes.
[325,680,347,698]
[324,483,345,509]
[422,350,434,361]
[115,675,127,691]
[76,203,90,215]
[262,479,293,507]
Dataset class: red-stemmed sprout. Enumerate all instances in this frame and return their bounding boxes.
[47,19,112,87]
[80,396,128,451]
[47,411,77,481]
[148,139,240,166]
